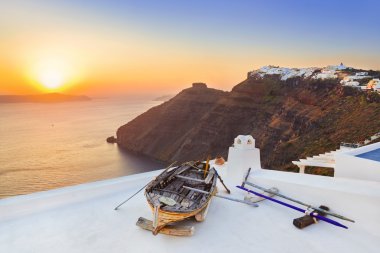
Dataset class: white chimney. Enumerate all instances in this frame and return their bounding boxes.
[226,135,261,184]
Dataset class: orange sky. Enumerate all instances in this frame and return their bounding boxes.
[1,1,379,96]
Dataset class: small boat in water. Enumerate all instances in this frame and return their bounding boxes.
[144,161,218,235]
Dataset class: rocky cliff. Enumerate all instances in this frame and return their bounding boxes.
[116,74,380,171]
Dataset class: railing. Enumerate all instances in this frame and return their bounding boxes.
[340,142,361,148]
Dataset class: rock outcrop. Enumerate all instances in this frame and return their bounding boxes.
[106,136,117,144]
[116,74,380,171]
[0,93,91,103]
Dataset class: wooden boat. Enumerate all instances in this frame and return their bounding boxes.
[144,161,218,235]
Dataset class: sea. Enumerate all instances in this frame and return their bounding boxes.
[0,98,165,199]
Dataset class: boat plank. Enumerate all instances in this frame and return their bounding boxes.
[136,217,194,236]
[195,198,212,222]
[175,175,205,183]
[204,170,215,184]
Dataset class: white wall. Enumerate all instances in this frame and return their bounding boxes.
[335,142,380,182]
[249,169,380,237]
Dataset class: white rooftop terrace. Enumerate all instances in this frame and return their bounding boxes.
[1,135,380,253]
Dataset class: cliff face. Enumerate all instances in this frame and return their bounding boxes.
[117,84,228,162]
[116,78,380,170]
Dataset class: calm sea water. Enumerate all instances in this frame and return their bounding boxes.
[0,98,164,199]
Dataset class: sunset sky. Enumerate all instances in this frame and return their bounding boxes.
[1,0,380,96]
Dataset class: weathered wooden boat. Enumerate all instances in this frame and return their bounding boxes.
[144,161,218,235]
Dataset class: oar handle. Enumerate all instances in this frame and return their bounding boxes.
[215,170,231,194]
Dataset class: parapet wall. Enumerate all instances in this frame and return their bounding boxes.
[335,142,380,182]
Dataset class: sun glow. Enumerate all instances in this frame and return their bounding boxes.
[38,68,65,90]
[27,56,81,92]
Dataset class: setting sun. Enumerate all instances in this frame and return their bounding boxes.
[25,56,82,93]
[38,69,65,90]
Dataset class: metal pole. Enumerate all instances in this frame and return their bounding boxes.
[182,186,258,207]
[114,161,177,210]
[244,181,355,223]
[237,186,348,229]
[215,193,258,207]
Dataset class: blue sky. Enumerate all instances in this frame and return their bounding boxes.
[1,0,380,94]
[65,0,380,51]
[62,0,379,67]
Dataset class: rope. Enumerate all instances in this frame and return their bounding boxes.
[305,208,319,223]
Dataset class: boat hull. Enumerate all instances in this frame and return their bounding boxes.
[147,187,217,234]
[144,162,218,235]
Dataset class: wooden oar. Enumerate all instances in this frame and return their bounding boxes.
[114,161,177,210]
[204,155,210,178]
[214,170,231,194]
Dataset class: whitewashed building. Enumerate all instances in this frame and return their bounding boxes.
[313,69,338,79]
[368,78,380,92]
[342,81,360,87]
[325,63,347,71]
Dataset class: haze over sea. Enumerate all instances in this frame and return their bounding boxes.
[0,98,164,198]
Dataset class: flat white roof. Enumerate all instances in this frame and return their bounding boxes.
[1,169,379,253]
